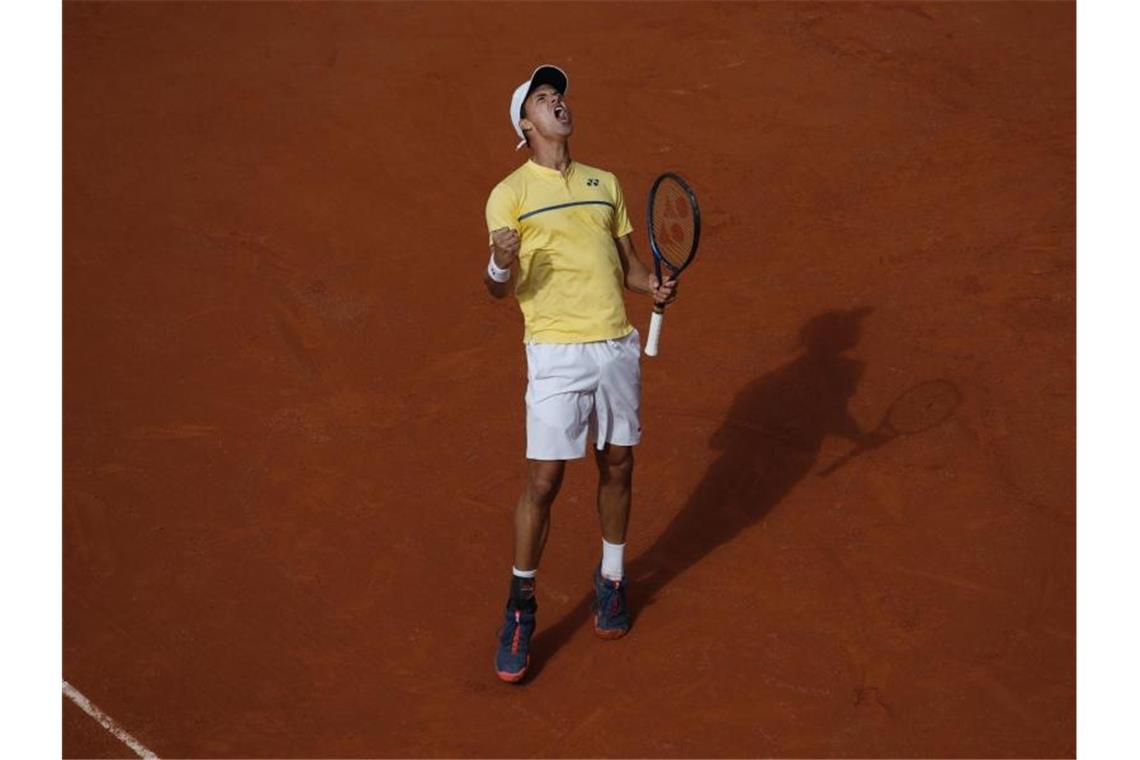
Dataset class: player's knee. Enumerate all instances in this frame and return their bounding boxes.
[598,447,634,483]
[527,467,564,506]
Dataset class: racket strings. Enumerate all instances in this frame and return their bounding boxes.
[651,180,696,269]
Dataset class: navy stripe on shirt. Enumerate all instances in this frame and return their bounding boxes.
[517,200,615,222]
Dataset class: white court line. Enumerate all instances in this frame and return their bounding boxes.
[62,681,158,759]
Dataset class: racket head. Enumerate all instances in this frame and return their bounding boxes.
[647,172,701,279]
[882,379,962,436]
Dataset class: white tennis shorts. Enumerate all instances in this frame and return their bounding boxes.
[524,329,642,460]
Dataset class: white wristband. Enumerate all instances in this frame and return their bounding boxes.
[487,253,511,283]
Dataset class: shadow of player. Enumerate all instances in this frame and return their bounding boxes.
[526,307,878,679]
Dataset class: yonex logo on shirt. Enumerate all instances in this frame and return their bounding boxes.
[586,178,599,186]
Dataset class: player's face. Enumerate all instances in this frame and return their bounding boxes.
[522,84,573,141]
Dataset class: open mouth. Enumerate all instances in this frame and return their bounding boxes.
[554,105,568,122]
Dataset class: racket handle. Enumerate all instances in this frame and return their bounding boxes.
[645,308,665,357]
[818,449,859,477]
[818,433,893,477]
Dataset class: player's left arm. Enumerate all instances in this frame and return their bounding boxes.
[615,234,676,305]
[610,174,675,304]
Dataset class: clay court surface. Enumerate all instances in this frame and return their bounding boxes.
[63,2,1074,757]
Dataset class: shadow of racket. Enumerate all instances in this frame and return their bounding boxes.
[818,379,962,477]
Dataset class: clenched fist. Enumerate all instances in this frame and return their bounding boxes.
[490,227,521,269]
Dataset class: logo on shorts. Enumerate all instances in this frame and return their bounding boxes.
[586,178,599,187]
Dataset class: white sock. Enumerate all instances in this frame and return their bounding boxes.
[512,566,537,579]
[601,539,625,581]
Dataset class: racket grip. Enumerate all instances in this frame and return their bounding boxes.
[645,308,665,357]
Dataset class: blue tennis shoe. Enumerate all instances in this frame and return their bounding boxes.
[495,599,536,683]
[593,564,631,640]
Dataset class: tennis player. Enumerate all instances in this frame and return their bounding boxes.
[484,65,675,683]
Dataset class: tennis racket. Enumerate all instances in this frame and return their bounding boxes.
[644,172,701,357]
[818,379,962,477]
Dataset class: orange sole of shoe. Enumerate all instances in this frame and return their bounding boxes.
[495,657,529,683]
[594,616,629,640]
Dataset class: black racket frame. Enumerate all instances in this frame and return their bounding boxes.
[647,171,702,288]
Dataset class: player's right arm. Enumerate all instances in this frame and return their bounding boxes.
[484,228,520,299]
[484,183,520,299]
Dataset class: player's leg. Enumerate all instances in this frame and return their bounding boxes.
[592,443,634,639]
[497,343,592,682]
[496,459,566,684]
[595,443,633,551]
[516,340,592,577]
[514,459,566,574]
[589,330,642,639]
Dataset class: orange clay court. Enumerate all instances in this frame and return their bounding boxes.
[63,2,1074,757]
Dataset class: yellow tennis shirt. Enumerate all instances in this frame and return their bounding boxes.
[486,159,635,343]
